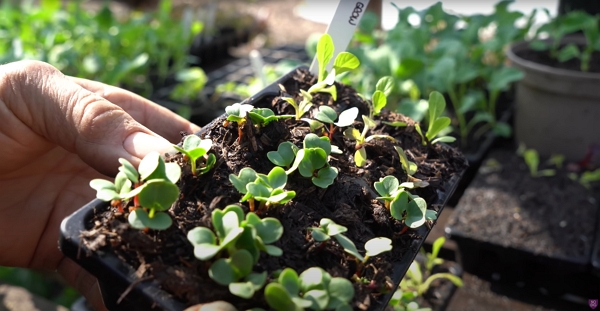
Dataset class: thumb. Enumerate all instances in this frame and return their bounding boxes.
[1,60,175,175]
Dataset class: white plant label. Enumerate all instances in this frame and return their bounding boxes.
[309,0,371,75]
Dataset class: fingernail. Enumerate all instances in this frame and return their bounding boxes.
[124,132,174,159]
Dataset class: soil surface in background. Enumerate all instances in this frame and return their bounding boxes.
[448,147,598,259]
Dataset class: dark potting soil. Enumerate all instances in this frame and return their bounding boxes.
[516,46,600,73]
[81,68,467,310]
[448,147,599,259]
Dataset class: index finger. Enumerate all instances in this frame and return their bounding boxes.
[68,76,201,143]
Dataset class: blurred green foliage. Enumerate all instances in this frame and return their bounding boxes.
[0,266,80,308]
[0,0,203,96]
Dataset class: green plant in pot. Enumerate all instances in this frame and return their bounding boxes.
[507,9,600,165]
[342,1,534,159]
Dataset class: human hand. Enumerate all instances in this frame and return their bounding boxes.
[0,60,200,310]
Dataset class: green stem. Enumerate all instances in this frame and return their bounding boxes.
[148,208,155,219]
[190,156,197,176]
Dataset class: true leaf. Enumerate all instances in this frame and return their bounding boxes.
[375,76,395,97]
[372,90,387,115]
[426,117,452,140]
[333,52,360,75]
[317,34,335,82]
[394,146,417,175]
[427,91,446,123]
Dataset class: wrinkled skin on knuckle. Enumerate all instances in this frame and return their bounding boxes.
[73,90,133,146]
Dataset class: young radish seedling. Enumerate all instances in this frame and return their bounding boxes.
[373,175,434,233]
[225,102,254,143]
[187,204,283,298]
[264,267,355,311]
[90,151,181,230]
[172,135,215,176]
[343,115,396,167]
[308,218,392,277]
[229,167,296,212]
[281,89,314,120]
[314,106,358,138]
[286,134,339,188]
[394,146,418,181]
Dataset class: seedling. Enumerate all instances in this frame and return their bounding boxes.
[547,154,565,169]
[578,169,600,189]
[531,10,600,72]
[229,167,296,212]
[394,147,418,180]
[314,106,358,138]
[173,135,215,176]
[372,175,434,230]
[286,134,339,188]
[90,151,181,230]
[422,237,446,273]
[414,92,456,146]
[225,103,254,142]
[282,90,314,120]
[390,189,436,230]
[307,34,361,100]
[267,142,299,168]
[400,260,463,297]
[374,176,421,209]
[308,219,392,267]
[370,76,395,117]
[523,148,556,178]
[264,267,354,311]
[344,115,396,167]
[187,205,283,298]
[247,107,294,127]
